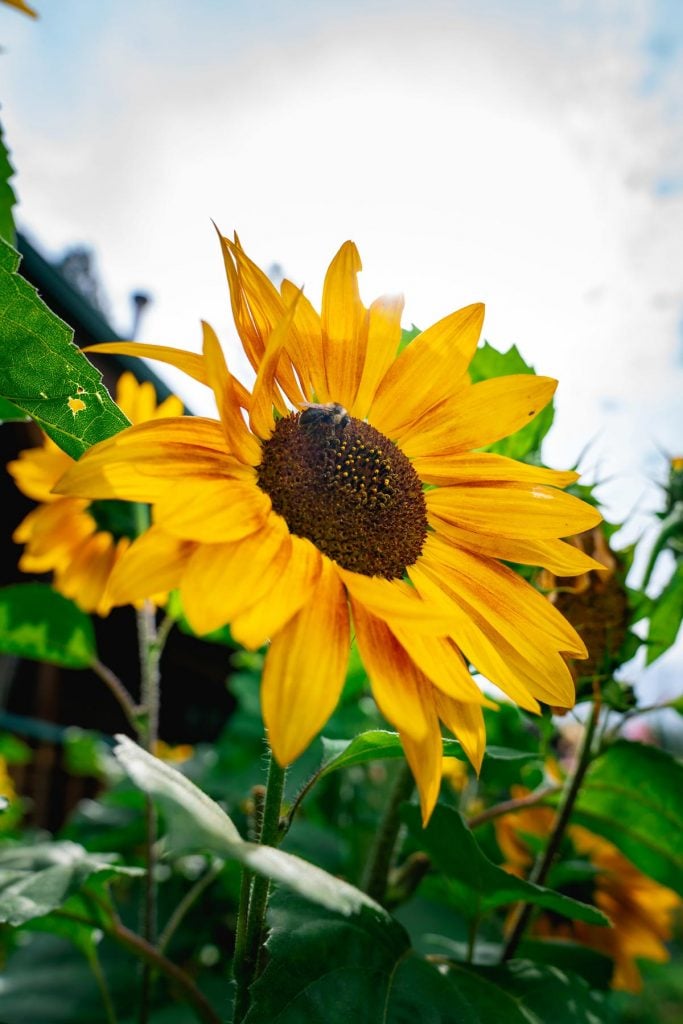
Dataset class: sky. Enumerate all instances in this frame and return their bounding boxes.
[2,0,682,693]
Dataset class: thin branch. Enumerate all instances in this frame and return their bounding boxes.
[158,858,224,955]
[501,698,602,961]
[53,909,221,1024]
[90,658,140,730]
[467,784,561,830]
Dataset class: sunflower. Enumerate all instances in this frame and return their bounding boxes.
[496,793,681,990]
[57,234,602,821]
[8,372,183,615]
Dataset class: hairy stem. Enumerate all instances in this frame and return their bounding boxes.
[501,698,601,961]
[361,760,415,903]
[233,749,286,1024]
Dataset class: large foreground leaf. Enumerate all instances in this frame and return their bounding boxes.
[0,118,17,244]
[571,739,683,894]
[244,893,477,1024]
[0,239,129,458]
[403,804,609,926]
[113,735,387,920]
[0,584,96,668]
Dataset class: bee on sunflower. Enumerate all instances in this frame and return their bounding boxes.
[57,234,602,821]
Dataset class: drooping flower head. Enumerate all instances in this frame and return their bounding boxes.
[58,234,602,821]
[496,792,681,991]
[8,372,183,615]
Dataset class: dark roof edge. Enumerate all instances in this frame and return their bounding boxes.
[16,230,184,407]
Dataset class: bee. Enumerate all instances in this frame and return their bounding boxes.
[298,402,350,430]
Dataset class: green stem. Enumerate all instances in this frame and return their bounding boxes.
[53,909,221,1024]
[136,601,161,1024]
[88,948,119,1024]
[361,761,415,903]
[501,698,601,961]
[233,749,286,1024]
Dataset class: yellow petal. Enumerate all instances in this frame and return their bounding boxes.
[399,375,557,456]
[83,342,211,389]
[408,563,541,712]
[433,692,487,775]
[180,516,290,635]
[201,321,262,465]
[350,600,432,741]
[248,291,302,439]
[8,438,72,502]
[3,0,38,18]
[369,303,484,437]
[351,294,404,419]
[391,628,494,706]
[56,532,119,615]
[410,556,577,709]
[426,484,601,540]
[321,241,366,409]
[429,518,606,576]
[397,713,444,826]
[338,568,456,635]
[281,279,325,401]
[153,477,270,542]
[412,452,579,489]
[262,558,350,764]
[56,418,239,502]
[107,528,194,604]
[231,535,322,650]
[220,234,305,407]
[423,536,587,658]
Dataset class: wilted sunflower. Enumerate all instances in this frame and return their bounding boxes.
[496,793,681,991]
[8,372,183,615]
[58,235,602,820]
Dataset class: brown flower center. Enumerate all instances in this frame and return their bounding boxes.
[257,408,428,578]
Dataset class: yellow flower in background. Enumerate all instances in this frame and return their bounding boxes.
[8,372,183,615]
[496,791,681,991]
[58,234,602,821]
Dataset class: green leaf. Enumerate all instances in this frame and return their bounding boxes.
[244,892,478,1024]
[0,841,140,926]
[0,395,29,422]
[0,239,130,458]
[645,561,683,664]
[445,960,612,1024]
[0,119,17,245]
[319,730,534,778]
[403,804,609,926]
[468,342,554,459]
[398,323,421,353]
[516,939,614,990]
[0,584,97,668]
[571,739,683,894]
[113,735,388,920]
